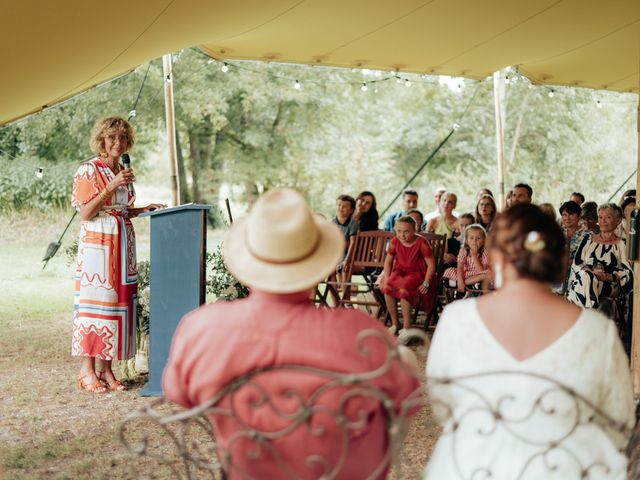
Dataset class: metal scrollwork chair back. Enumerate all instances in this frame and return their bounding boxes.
[120,329,427,479]
[426,371,635,480]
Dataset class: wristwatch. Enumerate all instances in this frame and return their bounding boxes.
[422,280,430,289]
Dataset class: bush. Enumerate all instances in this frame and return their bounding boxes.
[206,244,249,301]
[0,160,74,211]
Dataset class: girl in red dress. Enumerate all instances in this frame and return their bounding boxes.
[380,216,436,344]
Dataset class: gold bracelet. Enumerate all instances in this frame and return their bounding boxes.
[99,188,111,202]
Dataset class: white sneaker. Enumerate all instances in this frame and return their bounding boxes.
[388,325,398,336]
[397,329,411,345]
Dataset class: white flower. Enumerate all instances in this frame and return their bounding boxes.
[222,285,238,299]
[140,286,150,304]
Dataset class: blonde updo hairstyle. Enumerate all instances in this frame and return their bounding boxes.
[90,116,135,157]
[488,204,565,284]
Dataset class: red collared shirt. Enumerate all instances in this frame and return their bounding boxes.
[163,289,419,479]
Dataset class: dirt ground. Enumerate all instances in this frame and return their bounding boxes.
[0,313,437,479]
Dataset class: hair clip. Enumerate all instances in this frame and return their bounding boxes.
[524,231,545,252]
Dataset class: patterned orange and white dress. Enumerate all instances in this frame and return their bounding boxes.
[71,159,137,361]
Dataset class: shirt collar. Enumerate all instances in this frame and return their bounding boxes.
[249,289,313,304]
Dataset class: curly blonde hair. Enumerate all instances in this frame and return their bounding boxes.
[89,116,135,156]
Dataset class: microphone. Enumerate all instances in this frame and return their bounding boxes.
[121,154,135,196]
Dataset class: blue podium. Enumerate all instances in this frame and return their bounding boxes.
[139,204,210,396]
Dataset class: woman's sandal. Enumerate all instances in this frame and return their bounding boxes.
[77,373,108,393]
[96,371,127,391]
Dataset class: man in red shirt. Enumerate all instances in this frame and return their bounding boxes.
[163,188,420,479]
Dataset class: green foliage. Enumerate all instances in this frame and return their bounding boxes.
[0,160,74,211]
[206,244,249,301]
[136,260,151,337]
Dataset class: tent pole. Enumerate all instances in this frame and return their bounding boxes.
[163,54,180,206]
[493,70,507,209]
[632,48,640,396]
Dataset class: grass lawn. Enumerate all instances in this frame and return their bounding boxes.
[0,211,437,479]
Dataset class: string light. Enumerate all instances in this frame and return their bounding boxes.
[221,63,229,73]
[597,100,603,109]
[35,167,43,179]
[294,79,301,90]
[548,89,555,98]
[128,109,137,119]
[504,75,510,85]
[452,123,461,130]
[405,79,411,88]
[361,82,368,92]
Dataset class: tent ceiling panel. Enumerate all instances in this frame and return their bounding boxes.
[1,0,638,125]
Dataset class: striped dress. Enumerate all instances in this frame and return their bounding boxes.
[71,159,138,360]
[443,248,489,284]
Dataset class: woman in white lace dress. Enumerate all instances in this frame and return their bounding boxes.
[425,203,634,480]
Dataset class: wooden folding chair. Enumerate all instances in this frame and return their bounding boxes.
[328,230,395,320]
[417,232,447,330]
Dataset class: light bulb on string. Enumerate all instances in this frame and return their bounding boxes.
[35,167,44,179]
[361,82,368,92]
[405,79,411,88]
[207,59,214,65]
[505,75,510,85]
[548,89,555,98]
[597,100,603,109]
[396,76,402,84]
[221,63,229,73]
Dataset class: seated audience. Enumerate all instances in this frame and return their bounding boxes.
[383,189,419,232]
[617,195,636,241]
[475,194,497,231]
[425,203,634,479]
[567,203,633,309]
[352,190,379,232]
[163,188,420,480]
[332,194,358,275]
[511,183,533,205]
[407,208,424,232]
[425,187,447,222]
[443,224,490,293]
[476,188,494,201]
[559,200,590,294]
[619,189,636,205]
[570,191,585,206]
[538,202,557,220]
[380,216,435,345]
[580,201,599,234]
[426,192,460,239]
[443,213,474,269]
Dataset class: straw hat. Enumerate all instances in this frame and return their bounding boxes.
[224,188,345,293]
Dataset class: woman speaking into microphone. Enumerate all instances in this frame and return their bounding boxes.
[71,116,165,393]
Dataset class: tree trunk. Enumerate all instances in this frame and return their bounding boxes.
[507,89,532,166]
[175,132,190,204]
[187,127,202,203]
